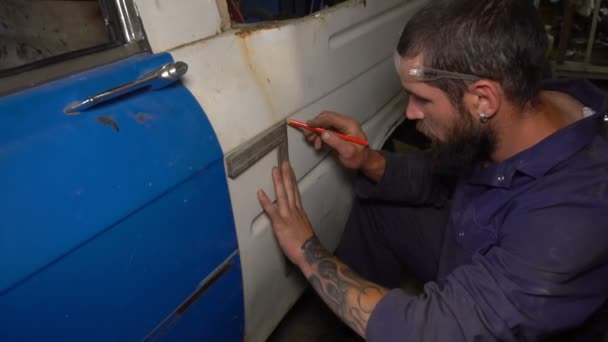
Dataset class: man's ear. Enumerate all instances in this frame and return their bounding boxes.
[466,80,502,119]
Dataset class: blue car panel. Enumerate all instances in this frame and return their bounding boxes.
[0,53,243,340]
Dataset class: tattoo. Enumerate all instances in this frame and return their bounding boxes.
[302,236,332,263]
[301,236,388,337]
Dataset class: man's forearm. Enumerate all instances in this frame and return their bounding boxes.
[360,149,387,184]
[297,236,388,338]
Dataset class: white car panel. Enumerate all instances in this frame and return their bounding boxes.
[137,0,425,340]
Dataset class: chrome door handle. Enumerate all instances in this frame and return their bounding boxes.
[64,61,188,114]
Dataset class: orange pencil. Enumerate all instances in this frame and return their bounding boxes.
[287,119,369,146]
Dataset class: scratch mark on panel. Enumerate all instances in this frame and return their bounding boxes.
[97,116,120,132]
[128,248,137,267]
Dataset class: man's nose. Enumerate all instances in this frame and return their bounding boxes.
[405,100,424,120]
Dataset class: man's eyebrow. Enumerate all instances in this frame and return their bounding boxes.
[402,84,429,101]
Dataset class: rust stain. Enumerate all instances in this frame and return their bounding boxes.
[128,112,157,127]
[136,113,147,124]
[135,112,157,124]
[237,38,279,121]
[233,3,339,40]
[97,116,119,132]
[235,21,283,38]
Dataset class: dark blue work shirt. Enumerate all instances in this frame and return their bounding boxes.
[362,80,608,341]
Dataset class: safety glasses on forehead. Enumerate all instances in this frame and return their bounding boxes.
[406,65,481,82]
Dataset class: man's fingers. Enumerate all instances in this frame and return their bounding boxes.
[303,130,315,139]
[304,131,323,150]
[290,164,302,208]
[281,161,303,209]
[321,131,357,157]
[314,137,322,150]
[308,111,353,133]
[272,167,289,216]
[281,161,296,209]
[257,190,278,219]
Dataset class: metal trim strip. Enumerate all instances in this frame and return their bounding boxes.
[225,121,289,179]
[140,251,239,342]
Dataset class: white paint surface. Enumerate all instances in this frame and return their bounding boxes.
[140,0,427,340]
[134,0,222,52]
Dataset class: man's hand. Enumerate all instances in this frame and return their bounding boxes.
[257,160,388,339]
[305,111,387,183]
[257,161,315,267]
[305,111,371,169]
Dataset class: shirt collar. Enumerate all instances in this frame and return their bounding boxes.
[468,79,607,188]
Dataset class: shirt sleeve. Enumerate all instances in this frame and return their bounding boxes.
[366,202,608,342]
[355,151,448,206]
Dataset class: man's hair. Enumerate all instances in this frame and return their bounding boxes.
[397,0,548,108]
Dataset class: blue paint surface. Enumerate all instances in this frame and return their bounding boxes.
[0,53,244,339]
[158,254,244,342]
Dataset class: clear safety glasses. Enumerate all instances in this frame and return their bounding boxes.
[406,65,481,82]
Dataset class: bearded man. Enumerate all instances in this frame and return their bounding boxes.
[257,0,608,341]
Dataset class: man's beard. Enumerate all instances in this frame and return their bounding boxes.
[424,114,497,178]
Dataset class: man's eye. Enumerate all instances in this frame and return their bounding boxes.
[412,94,430,104]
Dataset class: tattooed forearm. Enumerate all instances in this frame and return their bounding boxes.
[301,236,388,338]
